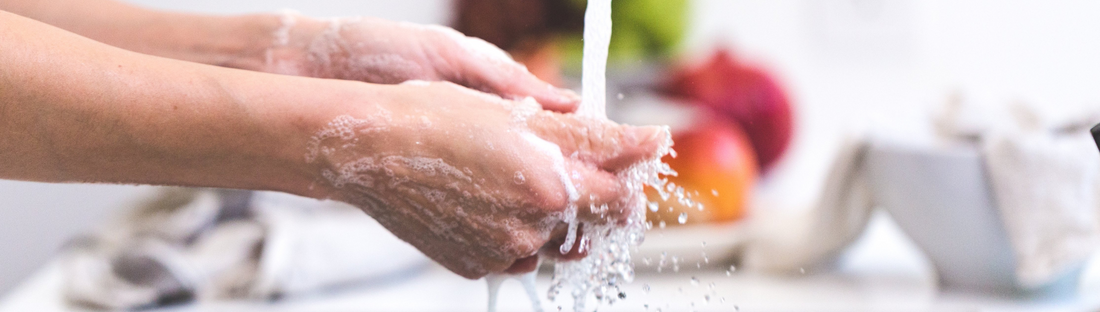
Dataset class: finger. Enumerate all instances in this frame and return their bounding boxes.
[453,39,581,112]
[504,255,541,274]
[488,66,581,113]
[528,112,669,172]
[567,163,632,223]
[541,224,589,261]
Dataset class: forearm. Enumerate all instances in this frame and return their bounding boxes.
[0,0,280,70]
[0,10,361,197]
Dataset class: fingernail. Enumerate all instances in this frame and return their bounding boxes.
[632,126,665,144]
[554,87,581,104]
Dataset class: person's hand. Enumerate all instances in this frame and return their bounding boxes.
[306,81,666,278]
[263,14,580,113]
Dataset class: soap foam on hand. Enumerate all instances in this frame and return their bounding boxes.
[301,2,674,310]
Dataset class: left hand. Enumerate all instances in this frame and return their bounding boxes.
[304,81,665,278]
[263,14,580,112]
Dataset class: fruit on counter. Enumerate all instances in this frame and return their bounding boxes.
[663,49,794,172]
[560,0,689,65]
[647,116,758,225]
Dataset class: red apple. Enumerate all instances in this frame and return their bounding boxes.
[662,49,794,172]
[647,115,758,224]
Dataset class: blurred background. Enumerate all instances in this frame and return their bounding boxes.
[4,0,1100,311]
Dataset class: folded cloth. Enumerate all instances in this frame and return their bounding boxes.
[953,101,1100,288]
[983,130,1100,287]
[742,136,875,272]
[63,188,429,310]
[929,98,1100,287]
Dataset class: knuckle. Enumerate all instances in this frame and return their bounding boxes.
[502,233,542,262]
[530,181,569,212]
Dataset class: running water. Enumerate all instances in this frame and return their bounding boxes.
[546,0,675,311]
[486,0,679,311]
[487,270,544,312]
[576,0,613,119]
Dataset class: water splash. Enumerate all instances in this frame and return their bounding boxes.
[487,270,545,312]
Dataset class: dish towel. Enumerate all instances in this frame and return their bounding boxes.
[940,100,1100,288]
[62,188,429,310]
[741,136,875,272]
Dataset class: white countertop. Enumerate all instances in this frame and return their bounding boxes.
[4,213,1100,312]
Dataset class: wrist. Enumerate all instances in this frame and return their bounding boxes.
[222,73,388,199]
[183,13,286,71]
[258,13,334,77]
[126,11,296,72]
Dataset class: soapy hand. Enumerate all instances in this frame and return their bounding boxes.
[308,82,665,279]
[264,14,580,112]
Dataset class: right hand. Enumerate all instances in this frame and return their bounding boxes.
[306,81,666,279]
[263,15,580,113]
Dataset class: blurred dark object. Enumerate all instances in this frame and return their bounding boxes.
[452,0,583,53]
[1091,123,1100,153]
[452,0,583,84]
[453,0,689,78]
[662,49,794,172]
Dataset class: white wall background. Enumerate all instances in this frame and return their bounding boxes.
[3,0,1100,295]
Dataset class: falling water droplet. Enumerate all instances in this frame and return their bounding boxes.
[704,294,711,303]
[559,221,578,254]
[800,267,806,274]
[617,93,625,100]
[658,220,666,228]
[711,189,719,196]
[690,276,699,286]
[513,171,526,184]
[678,213,688,224]
[648,202,659,212]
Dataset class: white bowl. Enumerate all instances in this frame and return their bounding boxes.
[865,141,1082,296]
